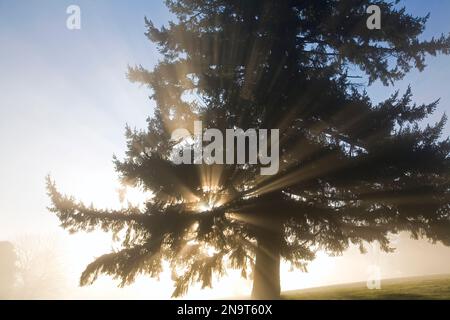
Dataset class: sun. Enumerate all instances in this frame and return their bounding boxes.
[197,201,214,212]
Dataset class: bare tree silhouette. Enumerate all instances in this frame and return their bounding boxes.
[13,235,65,299]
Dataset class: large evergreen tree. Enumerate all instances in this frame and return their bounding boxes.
[47,0,450,299]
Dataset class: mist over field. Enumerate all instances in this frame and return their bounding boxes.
[2,0,450,300]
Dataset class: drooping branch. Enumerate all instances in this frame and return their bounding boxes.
[80,242,163,287]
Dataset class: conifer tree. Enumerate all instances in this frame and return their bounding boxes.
[47,0,450,299]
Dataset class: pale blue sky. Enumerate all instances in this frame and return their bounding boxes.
[1,0,450,298]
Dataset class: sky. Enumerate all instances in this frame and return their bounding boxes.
[1,0,450,299]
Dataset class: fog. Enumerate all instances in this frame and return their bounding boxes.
[1,0,450,299]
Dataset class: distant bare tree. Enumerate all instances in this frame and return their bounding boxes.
[13,235,65,299]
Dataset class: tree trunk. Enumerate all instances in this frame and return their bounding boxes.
[251,224,282,300]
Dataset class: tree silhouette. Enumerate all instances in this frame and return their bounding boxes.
[47,0,450,299]
[13,235,65,299]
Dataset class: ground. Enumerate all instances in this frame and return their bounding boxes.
[282,274,450,300]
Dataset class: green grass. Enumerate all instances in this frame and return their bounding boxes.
[283,274,450,300]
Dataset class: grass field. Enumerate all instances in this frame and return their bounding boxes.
[283,274,450,300]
